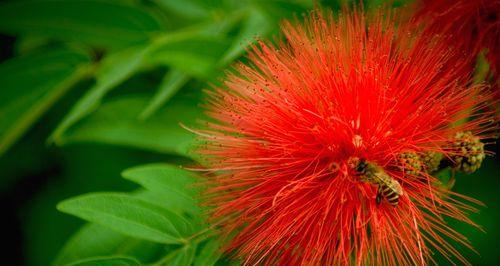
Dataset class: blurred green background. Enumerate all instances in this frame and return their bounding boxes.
[0,0,498,265]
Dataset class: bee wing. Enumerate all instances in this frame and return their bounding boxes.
[375,172,403,195]
[388,178,403,195]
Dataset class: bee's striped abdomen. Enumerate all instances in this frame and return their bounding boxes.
[378,185,400,206]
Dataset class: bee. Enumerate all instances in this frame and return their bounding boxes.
[351,157,403,206]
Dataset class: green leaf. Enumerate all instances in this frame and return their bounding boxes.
[140,70,190,119]
[133,191,205,236]
[57,193,190,244]
[53,224,164,266]
[253,0,313,19]
[146,36,229,78]
[219,7,271,66]
[66,256,141,266]
[194,238,222,266]
[169,244,197,266]
[154,0,209,19]
[122,164,201,215]
[154,244,197,266]
[56,96,200,157]
[50,45,149,143]
[0,48,90,156]
[0,0,163,48]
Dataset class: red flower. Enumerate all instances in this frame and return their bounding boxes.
[414,0,500,92]
[196,9,496,266]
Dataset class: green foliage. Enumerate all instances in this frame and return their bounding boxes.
[53,224,164,265]
[193,238,222,266]
[146,33,232,78]
[0,0,312,158]
[55,163,221,265]
[0,0,163,48]
[66,256,141,266]
[50,45,150,143]
[122,164,201,215]
[154,0,210,19]
[218,7,271,66]
[0,47,90,156]
[55,96,201,157]
[58,193,190,244]
[140,70,190,120]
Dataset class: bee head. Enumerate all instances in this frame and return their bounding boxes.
[347,157,367,174]
[356,158,368,173]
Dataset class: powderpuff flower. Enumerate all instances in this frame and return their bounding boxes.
[195,8,496,266]
[414,0,499,87]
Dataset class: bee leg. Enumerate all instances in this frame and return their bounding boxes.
[376,186,382,205]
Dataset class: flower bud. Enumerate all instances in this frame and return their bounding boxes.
[421,151,444,173]
[451,131,485,174]
[398,151,423,176]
